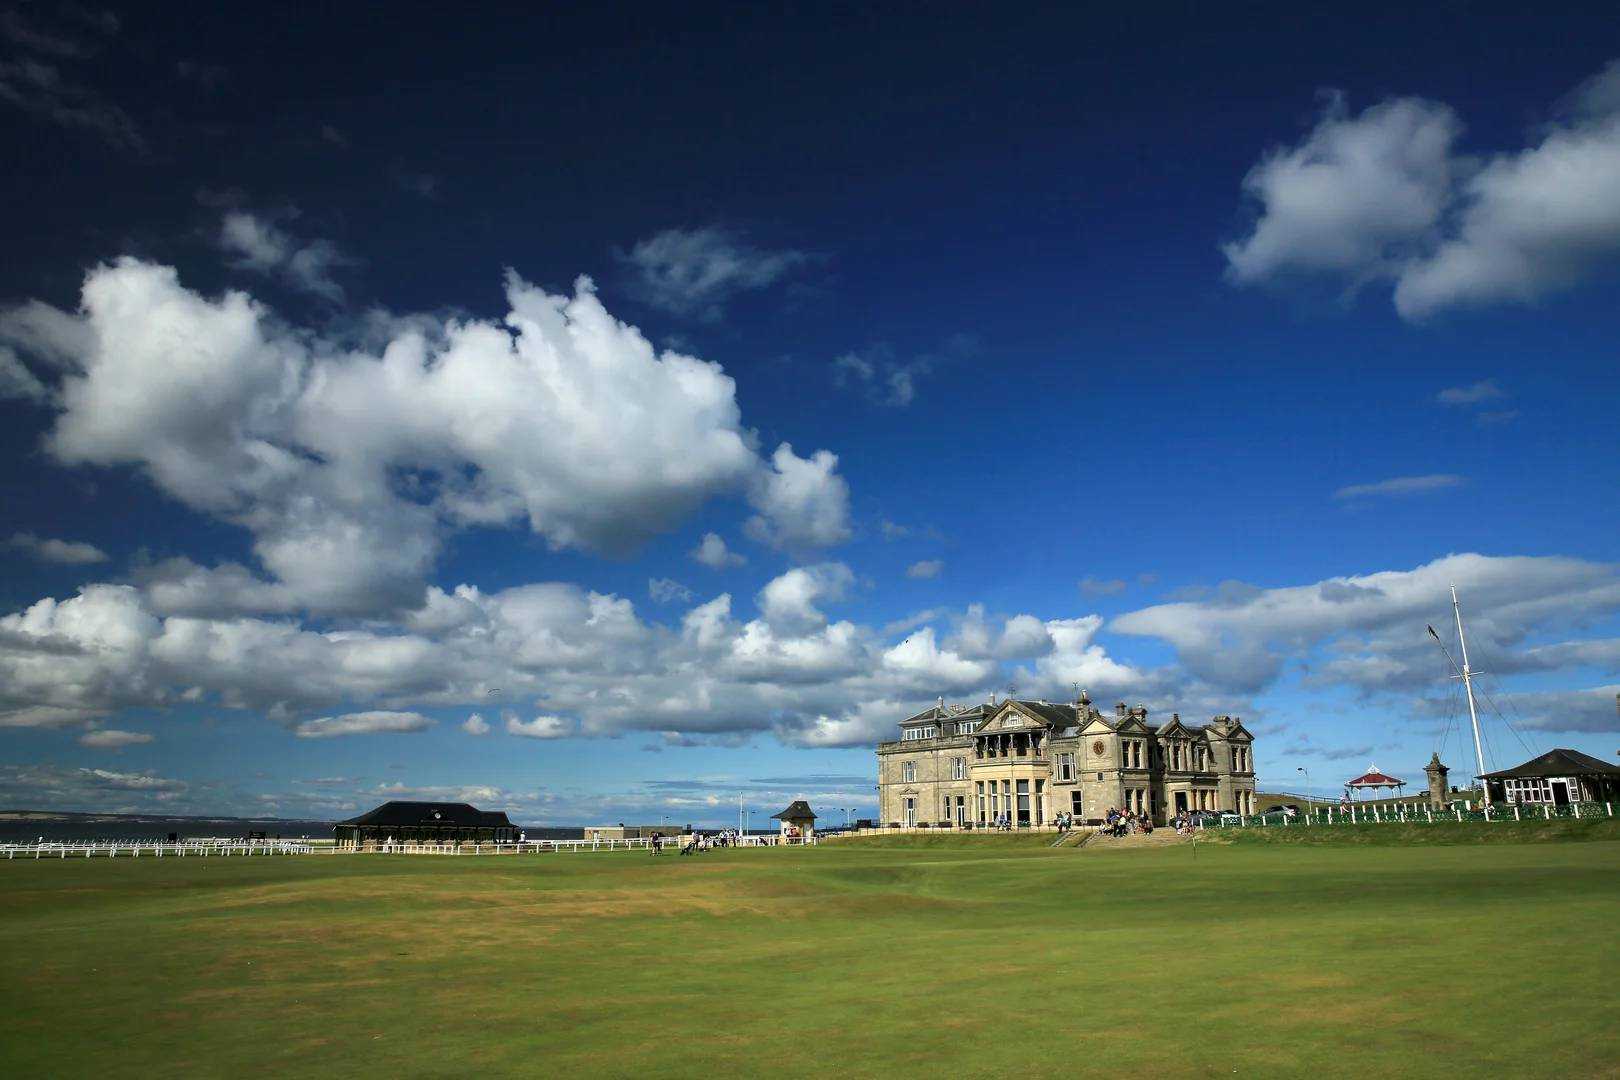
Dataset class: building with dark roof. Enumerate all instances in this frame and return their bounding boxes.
[771,801,817,839]
[333,801,518,847]
[1481,748,1620,806]
[877,692,1256,827]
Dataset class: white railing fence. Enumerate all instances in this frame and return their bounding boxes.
[340,834,813,855]
[1204,800,1615,830]
[2,840,314,859]
[2,834,822,861]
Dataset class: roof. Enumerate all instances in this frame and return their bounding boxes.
[1013,700,1081,727]
[771,800,816,821]
[335,801,514,828]
[900,703,991,727]
[1481,748,1620,780]
[1346,768,1405,787]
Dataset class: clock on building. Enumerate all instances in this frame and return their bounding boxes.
[1092,740,1105,755]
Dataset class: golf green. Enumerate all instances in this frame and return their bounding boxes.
[2,832,1616,1077]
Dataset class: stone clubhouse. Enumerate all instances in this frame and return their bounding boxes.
[877,691,1256,828]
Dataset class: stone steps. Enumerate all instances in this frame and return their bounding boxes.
[1087,828,1188,849]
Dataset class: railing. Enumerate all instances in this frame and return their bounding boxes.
[2,835,823,861]
[833,822,1064,836]
[1199,800,1615,829]
[2,840,314,859]
[336,834,814,855]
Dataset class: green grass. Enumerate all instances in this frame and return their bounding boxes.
[1219,817,1620,846]
[2,836,1618,1078]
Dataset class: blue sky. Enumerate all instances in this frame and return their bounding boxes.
[1,5,1617,825]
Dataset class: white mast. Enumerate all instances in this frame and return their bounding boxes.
[1451,584,1490,806]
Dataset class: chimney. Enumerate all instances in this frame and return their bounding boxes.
[1115,702,1126,718]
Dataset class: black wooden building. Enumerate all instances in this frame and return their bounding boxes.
[1481,748,1620,806]
[334,801,518,846]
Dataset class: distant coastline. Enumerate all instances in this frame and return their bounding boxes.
[0,809,586,843]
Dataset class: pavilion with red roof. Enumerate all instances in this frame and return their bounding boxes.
[1344,765,1405,800]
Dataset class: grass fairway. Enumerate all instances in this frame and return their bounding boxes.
[3,836,1618,1078]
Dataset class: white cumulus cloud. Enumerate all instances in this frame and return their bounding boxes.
[506,714,574,739]
[690,531,745,569]
[745,443,852,551]
[1,258,848,616]
[1226,61,1620,319]
[294,711,433,738]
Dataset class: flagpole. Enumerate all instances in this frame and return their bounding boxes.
[1451,584,1490,806]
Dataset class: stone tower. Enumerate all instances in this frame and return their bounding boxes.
[1424,753,1449,807]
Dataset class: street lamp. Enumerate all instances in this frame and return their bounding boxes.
[1298,767,1311,820]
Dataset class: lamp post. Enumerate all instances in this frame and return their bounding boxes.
[1298,767,1311,820]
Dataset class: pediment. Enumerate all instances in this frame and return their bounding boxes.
[1079,715,1116,735]
[990,704,1041,730]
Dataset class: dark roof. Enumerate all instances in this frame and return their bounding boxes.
[1481,748,1620,780]
[336,801,514,828]
[900,703,992,726]
[1012,700,1081,727]
[771,800,816,820]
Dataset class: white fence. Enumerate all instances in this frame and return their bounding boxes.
[345,834,812,855]
[3,840,314,859]
[1210,800,1615,830]
[3,834,816,861]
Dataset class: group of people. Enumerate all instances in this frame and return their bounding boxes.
[1054,811,1079,834]
[650,829,746,855]
[1102,807,1152,837]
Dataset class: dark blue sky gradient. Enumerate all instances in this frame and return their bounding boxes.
[2,3,1616,821]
